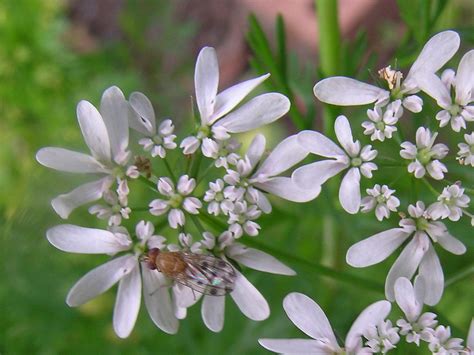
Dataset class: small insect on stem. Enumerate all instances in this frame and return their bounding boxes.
[143,248,237,296]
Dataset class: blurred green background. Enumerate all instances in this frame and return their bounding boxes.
[1,0,473,354]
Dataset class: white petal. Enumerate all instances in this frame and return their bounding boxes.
[314,77,387,105]
[407,30,460,82]
[201,295,225,332]
[416,73,452,108]
[129,91,156,134]
[334,116,356,155]
[52,177,111,219]
[113,264,141,338]
[47,224,131,254]
[394,277,421,321]
[436,232,466,255]
[339,168,361,214]
[418,244,444,306]
[467,318,474,349]
[258,339,333,354]
[66,254,136,306]
[345,300,391,352]
[255,177,321,202]
[455,50,474,105]
[195,47,218,123]
[283,292,338,346]
[346,228,409,267]
[293,160,347,188]
[227,244,296,275]
[210,73,270,124]
[141,265,179,334]
[77,100,111,162]
[255,134,309,177]
[297,130,345,158]
[246,134,266,170]
[385,234,430,301]
[213,93,290,133]
[100,86,129,159]
[230,270,269,321]
[36,148,107,174]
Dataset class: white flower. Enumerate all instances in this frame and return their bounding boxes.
[429,325,465,354]
[458,132,474,166]
[204,179,234,216]
[222,133,321,214]
[149,175,202,229]
[227,200,261,238]
[363,320,400,354]
[467,319,474,354]
[259,292,391,354]
[36,86,132,218]
[179,46,290,154]
[199,240,296,333]
[313,31,460,113]
[46,222,178,338]
[400,127,448,180]
[362,100,401,141]
[128,92,177,158]
[427,184,470,221]
[201,137,241,168]
[394,277,438,346]
[360,184,400,221]
[294,115,378,214]
[347,201,467,305]
[417,50,474,132]
[88,189,131,226]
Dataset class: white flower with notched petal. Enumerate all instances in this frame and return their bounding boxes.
[36,86,133,218]
[428,325,465,354]
[360,184,400,221]
[458,132,474,166]
[223,133,321,213]
[394,277,438,346]
[347,201,466,305]
[128,91,177,158]
[180,46,290,154]
[259,292,391,354]
[362,100,402,141]
[400,127,448,180]
[149,175,202,229]
[427,184,470,221]
[198,234,295,333]
[46,221,178,338]
[293,115,378,214]
[88,189,131,226]
[417,50,474,132]
[313,31,460,114]
[363,320,400,354]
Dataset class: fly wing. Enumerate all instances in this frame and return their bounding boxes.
[176,253,237,296]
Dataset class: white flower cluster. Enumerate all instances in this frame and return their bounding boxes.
[259,30,473,354]
[36,46,319,338]
[36,29,473,352]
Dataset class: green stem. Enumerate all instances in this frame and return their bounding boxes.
[445,264,474,287]
[243,237,383,293]
[190,214,206,235]
[198,213,382,292]
[163,157,176,182]
[138,175,157,191]
[421,177,439,197]
[315,0,341,135]
[188,151,202,180]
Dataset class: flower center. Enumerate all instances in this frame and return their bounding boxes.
[152,134,163,145]
[448,104,461,116]
[112,166,125,179]
[375,121,386,131]
[416,148,432,165]
[112,204,122,213]
[415,217,430,231]
[376,195,387,204]
[351,157,362,167]
[215,192,224,202]
[168,193,183,208]
[197,124,210,139]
